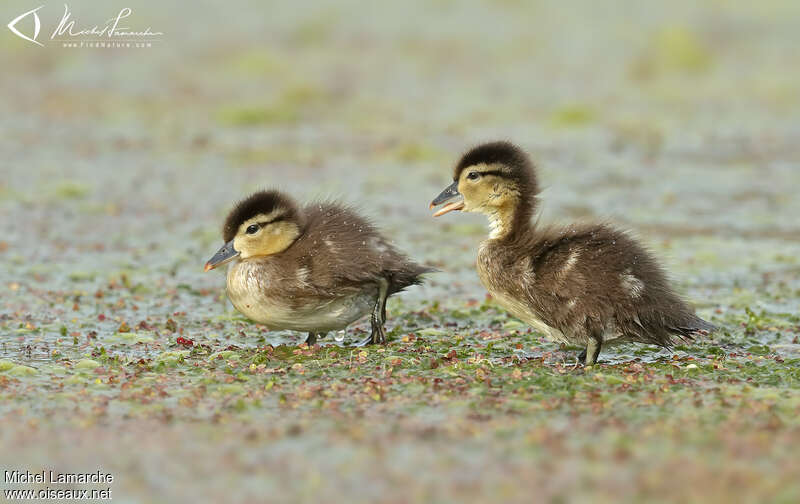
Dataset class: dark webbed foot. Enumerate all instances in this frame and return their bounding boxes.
[353,315,385,346]
[370,315,387,345]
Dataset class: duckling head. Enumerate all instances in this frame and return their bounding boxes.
[430,141,539,238]
[204,190,304,271]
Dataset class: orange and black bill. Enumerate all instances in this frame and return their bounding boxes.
[204,240,239,271]
[429,181,465,217]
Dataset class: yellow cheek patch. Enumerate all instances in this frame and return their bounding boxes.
[237,221,301,258]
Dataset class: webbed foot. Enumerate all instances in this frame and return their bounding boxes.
[370,317,387,345]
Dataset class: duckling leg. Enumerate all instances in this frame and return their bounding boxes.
[379,281,389,322]
[370,305,386,344]
[354,307,385,346]
[305,332,318,346]
[583,335,603,366]
[357,279,389,346]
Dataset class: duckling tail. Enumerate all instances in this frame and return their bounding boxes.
[387,264,437,295]
[671,313,717,340]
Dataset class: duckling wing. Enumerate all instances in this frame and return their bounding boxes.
[516,224,713,346]
[493,234,597,336]
[289,202,431,296]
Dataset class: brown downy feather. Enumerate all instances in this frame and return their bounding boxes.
[287,201,434,297]
[481,222,714,349]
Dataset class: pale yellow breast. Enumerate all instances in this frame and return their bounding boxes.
[225,260,375,332]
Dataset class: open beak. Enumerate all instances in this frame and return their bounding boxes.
[429,181,465,217]
[204,240,240,272]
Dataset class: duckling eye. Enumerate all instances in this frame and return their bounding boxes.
[246,224,260,235]
[467,171,480,181]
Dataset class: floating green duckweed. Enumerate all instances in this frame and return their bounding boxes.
[107,332,155,344]
[7,365,37,376]
[157,351,190,366]
[210,350,241,361]
[74,359,101,370]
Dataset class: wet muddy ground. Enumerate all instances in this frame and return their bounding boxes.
[1,0,799,502]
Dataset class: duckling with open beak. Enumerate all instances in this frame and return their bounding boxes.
[430,141,715,365]
[206,190,433,346]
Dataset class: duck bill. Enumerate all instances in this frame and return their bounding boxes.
[429,181,465,217]
[204,240,240,272]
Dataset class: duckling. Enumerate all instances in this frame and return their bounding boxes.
[205,190,432,346]
[430,141,715,365]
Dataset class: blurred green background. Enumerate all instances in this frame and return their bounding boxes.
[1,1,799,502]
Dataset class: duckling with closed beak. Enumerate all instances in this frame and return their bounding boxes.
[430,141,715,365]
[206,190,432,346]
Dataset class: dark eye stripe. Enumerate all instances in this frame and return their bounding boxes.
[477,169,509,178]
[244,214,286,234]
[465,169,508,180]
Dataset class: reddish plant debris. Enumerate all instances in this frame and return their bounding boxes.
[441,349,458,365]
[176,336,194,347]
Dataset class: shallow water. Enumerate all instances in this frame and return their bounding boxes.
[2,0,800,501]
